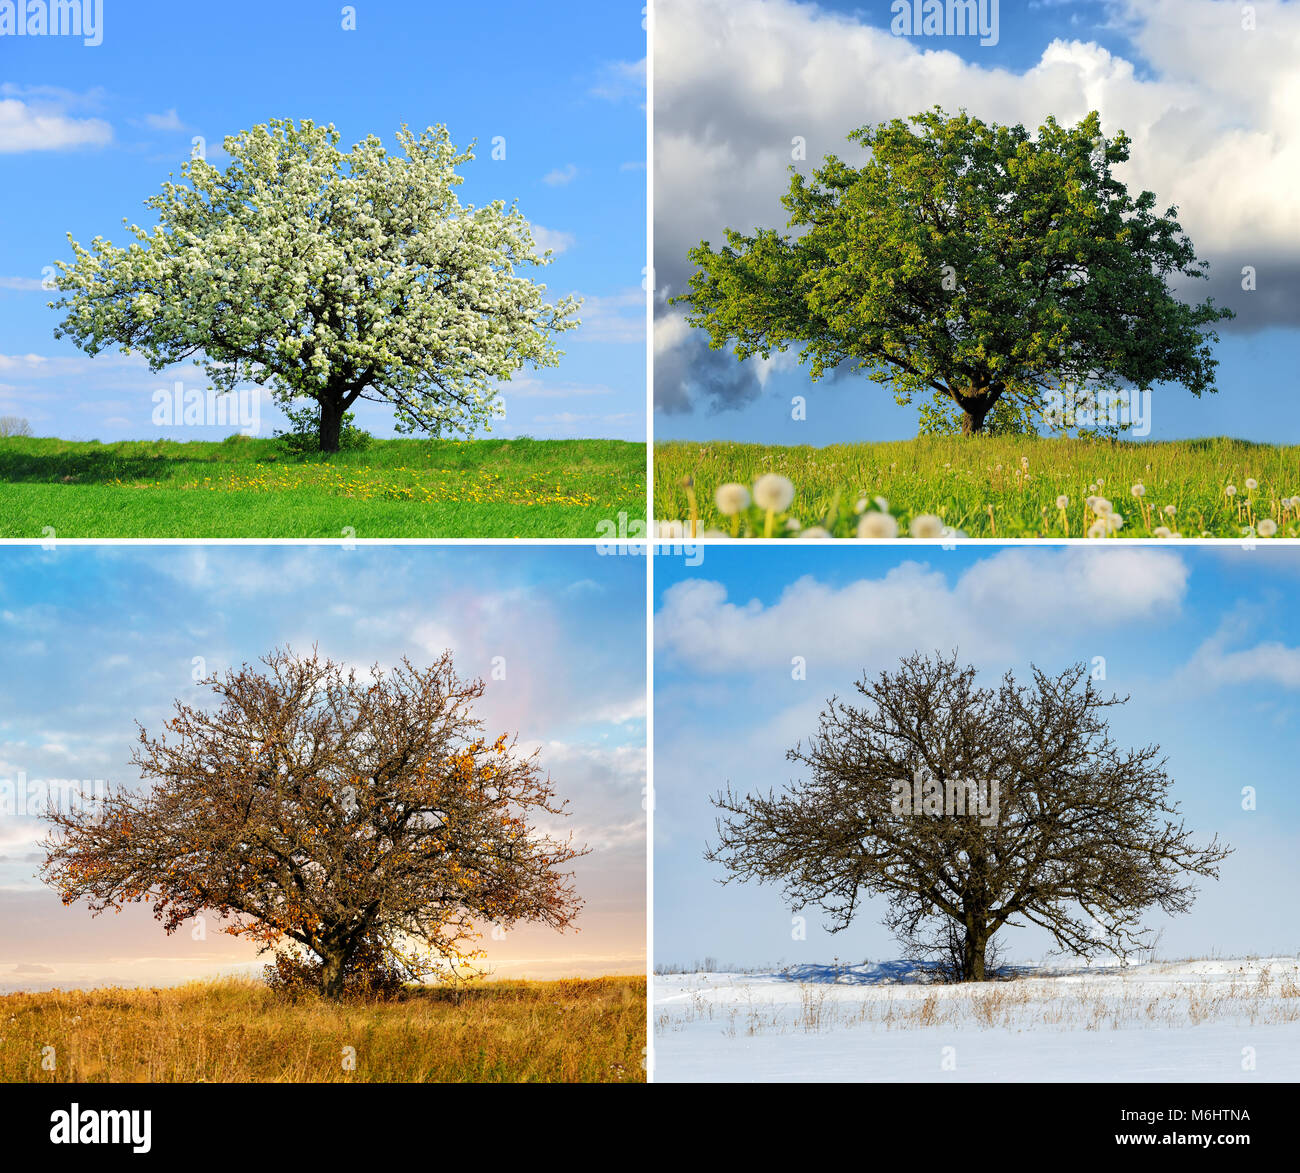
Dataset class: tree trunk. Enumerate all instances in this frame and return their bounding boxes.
[962,927,988,982]
[959,386,1002,435]
[319,950,347,998]
[318,395,345,454]
[962,403,989,435]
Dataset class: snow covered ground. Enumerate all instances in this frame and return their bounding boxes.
[653,958,1300,1082]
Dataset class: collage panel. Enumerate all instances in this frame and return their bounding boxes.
[0,544,646,1083]
[0,1,646,540]
[654,543,1299,1083]
[652,0,1300,540]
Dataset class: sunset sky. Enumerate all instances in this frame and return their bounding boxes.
[0,544,646,990]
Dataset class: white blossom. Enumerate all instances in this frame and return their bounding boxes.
[50,119,579,446]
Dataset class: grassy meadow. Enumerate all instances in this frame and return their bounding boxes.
[0,435,646,538]
[655,436,1300,539]
[0,975,646,1083]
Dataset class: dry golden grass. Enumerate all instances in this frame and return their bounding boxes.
[1,975,646,1083]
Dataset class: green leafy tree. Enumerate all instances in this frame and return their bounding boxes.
[677,108,1232,434]
[51,119,579,452]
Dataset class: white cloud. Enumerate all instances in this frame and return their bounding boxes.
[542,163,579,186]
[1183,626,1300,690]
[497,376,614,400]
[591,57,647,103]
[0,277,47,291]
[654,0,1300,382]
[574,287,646,344]
[590,694,648,725]
[531,225,576,256]
[0,97,111,152]
[653,309,691,355]
[656,547,1189,673]
[0,352,149,378]
[143,108,186,131]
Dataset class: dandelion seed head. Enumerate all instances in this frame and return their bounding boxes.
[909,513,945,539]
[857,511,899,539]
[714,482,750,516]
[753,473,795,512]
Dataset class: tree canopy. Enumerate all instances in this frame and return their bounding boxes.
[677,108,1233,434]
[707,652,1230,980]
[41,647,585,997]
[51,119,579,451]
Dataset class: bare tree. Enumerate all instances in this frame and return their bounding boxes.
[707,652,1231,981]
[42,647,586,997]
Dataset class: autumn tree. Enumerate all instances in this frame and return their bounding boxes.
[677,108,1232,434]
[41,647,585,998]
[707,652,1231,981]
[51,119,579,451]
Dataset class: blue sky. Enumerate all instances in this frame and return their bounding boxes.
[0,544,646,990]
[0,0,646,441]
[654,544,1300,968]
[654,0,1300,444]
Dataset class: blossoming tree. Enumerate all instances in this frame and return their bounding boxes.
[41,647,586,998]
[51,119,580,451]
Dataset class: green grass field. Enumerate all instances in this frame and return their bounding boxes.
[1,975,646,1083]
[655,436,1300,539]
[0,435,646,538]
